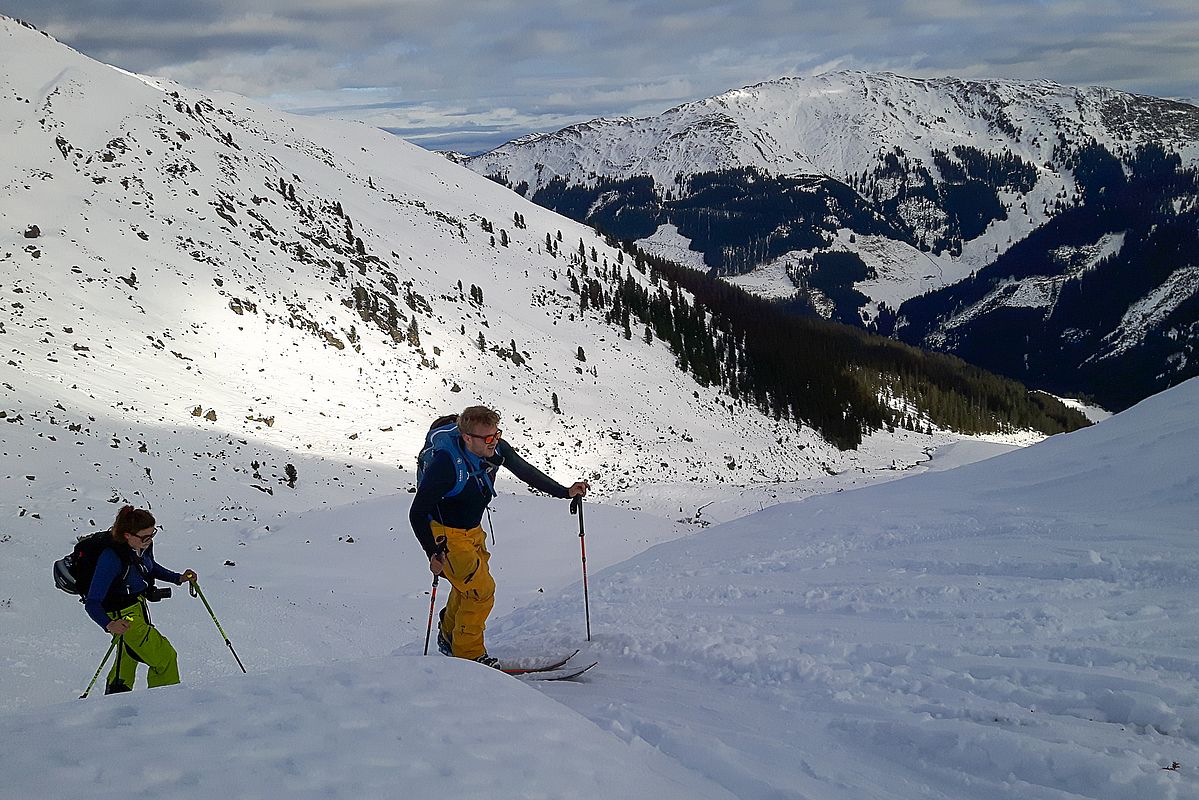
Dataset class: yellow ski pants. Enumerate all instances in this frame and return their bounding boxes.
[106,598,180,693]
[433,521,496,660]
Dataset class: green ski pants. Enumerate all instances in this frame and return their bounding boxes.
[106,598,180,693]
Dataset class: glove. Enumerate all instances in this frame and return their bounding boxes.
[179,569,198,584]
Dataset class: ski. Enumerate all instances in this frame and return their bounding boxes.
[513,661,597,682]
[498,649,580,675]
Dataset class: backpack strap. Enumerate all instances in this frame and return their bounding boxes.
[424,425,495,499]
[462,446,496,499]
[100,543,149,611]
[93,545,133,610]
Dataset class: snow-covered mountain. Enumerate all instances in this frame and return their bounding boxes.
[471,71,1193,195]
[2,16,978,520]
[465,72,1199,409]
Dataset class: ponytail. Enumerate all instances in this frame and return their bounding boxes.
[111,505,155,542]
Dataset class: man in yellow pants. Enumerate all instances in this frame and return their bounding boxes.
[411,406,588,667]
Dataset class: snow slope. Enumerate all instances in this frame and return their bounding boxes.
[2,377,1196,798]
[470,70,1199,224]
[472,72,1199,193]
[495,377,1199,799]
[0,656,731,800]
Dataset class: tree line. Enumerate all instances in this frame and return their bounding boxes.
[562,240,1089,449]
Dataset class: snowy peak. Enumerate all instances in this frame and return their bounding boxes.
[471,70,1199,195]
[0,14,55,40]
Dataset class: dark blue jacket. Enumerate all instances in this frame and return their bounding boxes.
[410,438,569,558]
[85,544,181,629]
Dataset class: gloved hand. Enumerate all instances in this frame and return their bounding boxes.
[179,569,198,585]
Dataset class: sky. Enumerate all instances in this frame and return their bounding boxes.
[6,1,1199,154]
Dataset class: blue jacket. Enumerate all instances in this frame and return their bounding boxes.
[410,438,569,558]
[85,544,182,629]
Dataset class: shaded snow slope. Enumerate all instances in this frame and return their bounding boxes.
[0,656,732,800]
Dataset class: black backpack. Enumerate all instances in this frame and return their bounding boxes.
[53,531,131,600]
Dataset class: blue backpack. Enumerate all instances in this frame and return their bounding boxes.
[416,415,495,498]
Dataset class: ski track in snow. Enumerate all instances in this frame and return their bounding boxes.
[492,381,1199,799]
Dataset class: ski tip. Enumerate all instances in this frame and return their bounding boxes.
[516,661,597,681]
[499,649,583,675]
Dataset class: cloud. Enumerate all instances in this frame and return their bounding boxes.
[8,0,1198,153]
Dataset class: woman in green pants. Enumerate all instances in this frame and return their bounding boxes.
[84,506,197,694]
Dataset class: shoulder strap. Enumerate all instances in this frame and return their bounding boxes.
[422,423,499,500]
[87,532,132,577]
[88,543,136,609]
[422,425,469,498]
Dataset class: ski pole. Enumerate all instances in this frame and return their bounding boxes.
[571,496,591,642]
[423,574,440,656]
[79,634,121,699]
[189,580,247,673]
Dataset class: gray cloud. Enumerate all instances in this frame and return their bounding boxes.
[7,0,1197,153]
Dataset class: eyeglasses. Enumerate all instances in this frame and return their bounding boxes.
[462,429,502,445]
[131,528,157,542]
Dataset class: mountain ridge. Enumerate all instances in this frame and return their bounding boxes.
[464,71,1199,409]
[471,70,1199,194]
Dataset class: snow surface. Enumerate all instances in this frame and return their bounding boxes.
[636,223,711,273]
[1057,397,1115,424]
[1095,265,1199,362]
[3,377,1197,800]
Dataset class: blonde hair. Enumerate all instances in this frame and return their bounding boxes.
[459,405,500,433]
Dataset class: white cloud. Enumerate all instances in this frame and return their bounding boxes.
[7,0,1198,153]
